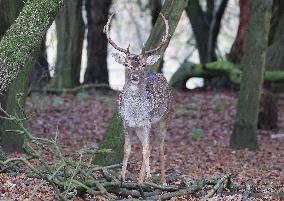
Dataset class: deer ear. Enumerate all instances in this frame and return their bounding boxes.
[112,53,126,64]
[146,55,160,65]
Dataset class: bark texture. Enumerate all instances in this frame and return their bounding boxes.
[186,0,228,63]
[0,0,63,94]
[145,0,188,73]
[0,0,62,152]
[150,0,163,73]
[230,0,272,150]
[227,0,250,64]
[84,0,111,85]
[0,0,25,152]
[51,0,84,89]
[94,0,188,165]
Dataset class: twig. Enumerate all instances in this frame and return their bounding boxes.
[147,179,207,200]
[203,172,232,200]
[242,181,254,201]
[28,163,65,201]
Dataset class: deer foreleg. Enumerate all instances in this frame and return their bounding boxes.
[137,126,151,183]
[121,134,131,182]
[138,158,145,183]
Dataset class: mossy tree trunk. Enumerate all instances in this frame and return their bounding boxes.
[0,0,63,94]
[150,0,163,73]
[0,0,63,151]
[230,0,272,151]
[0,0,34,153]
[1,57,36,152]
[169,61,284,90]
[50,0,84,89]
[94,0,188,165]
[84,0,111,85]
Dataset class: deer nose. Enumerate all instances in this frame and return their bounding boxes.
[131,75,139,82]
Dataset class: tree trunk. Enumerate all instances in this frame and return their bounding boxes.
[186,0,211,64]
[84,0,111,85]
[150,0,164,73]
[227,0,250,64]
[0,0,63,151]
[0,0,63,95]
[0,0,36,152]
[208,0,228,61]
[29,36,50,91]
[230,0,272,151]
[266,0,284,71]
[186,0,228,64]
[94,0,188,165]
[50,0,84,89]
[1,57,36,152]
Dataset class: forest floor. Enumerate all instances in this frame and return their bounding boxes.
[1,89,284,200]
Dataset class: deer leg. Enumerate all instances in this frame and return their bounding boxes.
[138,158,145,183]
[121,134,131,182]
[159,122,167,185]
[137,126,151,183]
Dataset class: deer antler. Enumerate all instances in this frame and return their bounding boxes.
[142,13,171,56]
[104,13,130,54]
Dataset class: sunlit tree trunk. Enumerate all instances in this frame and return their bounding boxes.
[94,0,188,165]
[0,0,63,152]
[84,0,111,85]
[51,0,84,89]
[230,0,272,151]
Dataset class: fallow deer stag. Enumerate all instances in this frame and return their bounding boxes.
[103,13,173,184]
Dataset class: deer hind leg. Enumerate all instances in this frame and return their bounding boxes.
[121,133,131,182]
[158,121,167,185]
[137,126,151,183]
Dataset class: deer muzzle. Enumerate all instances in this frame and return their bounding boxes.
[130,74,140,84]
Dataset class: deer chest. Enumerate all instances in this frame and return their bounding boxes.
[119,92,151,128]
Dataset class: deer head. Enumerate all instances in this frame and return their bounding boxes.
[103,13,170,85]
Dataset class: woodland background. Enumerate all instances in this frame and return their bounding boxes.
[0,0,283,200]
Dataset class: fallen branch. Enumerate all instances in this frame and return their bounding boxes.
[170,61,284,90]
[242,181,254,201]
[203,172,232,200]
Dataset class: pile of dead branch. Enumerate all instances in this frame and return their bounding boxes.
[0,106,283,201]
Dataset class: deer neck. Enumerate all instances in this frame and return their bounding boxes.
[124,79,147,96]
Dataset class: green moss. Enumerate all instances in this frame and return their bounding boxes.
[0,0,63,94]
[94,111,124,165]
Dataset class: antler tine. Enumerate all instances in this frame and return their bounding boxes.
[103,13,129,54]
[143,13,171,55]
